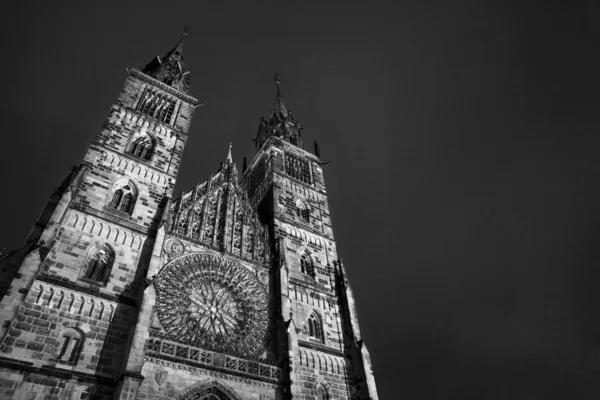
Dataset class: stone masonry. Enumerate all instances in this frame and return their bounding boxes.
[0,33,378,400]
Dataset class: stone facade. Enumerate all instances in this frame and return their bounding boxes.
[0,35,378,400]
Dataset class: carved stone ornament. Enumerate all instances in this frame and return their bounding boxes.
[155,252,269,358]
[155,370,168,386]
[257,270,269,286]
[163,238,184,258]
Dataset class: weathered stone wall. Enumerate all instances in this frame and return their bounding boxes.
[292,349,352,400]
[243,136,378,399]
[0,367,115,400]
[0,65,199,399]
[1,281,137,379]
[40,213,149,299]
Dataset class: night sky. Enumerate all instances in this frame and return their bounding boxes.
[2,1,600,399]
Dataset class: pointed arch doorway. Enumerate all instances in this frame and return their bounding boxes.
[176,380,242,400]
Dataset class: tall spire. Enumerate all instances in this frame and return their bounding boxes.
[273,73,289,118]
[254,74,304,150]
[164,27,188,63]
[141,28,192,95]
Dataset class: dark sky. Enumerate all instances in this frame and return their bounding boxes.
[2,1,600,399]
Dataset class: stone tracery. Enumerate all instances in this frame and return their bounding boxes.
[155,252,269,358]
[167,164,269,263]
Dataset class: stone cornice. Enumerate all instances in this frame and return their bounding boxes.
[277,216,332,243]
[130,68,201,106]
[0,356,116,386]
[297,340,345,358]
[288,277,336,300]
[36,274,138,308]
[70,203,156,237]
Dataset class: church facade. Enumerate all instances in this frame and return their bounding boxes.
[0,34,378,400]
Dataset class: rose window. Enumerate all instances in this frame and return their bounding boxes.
[155,252,269,358]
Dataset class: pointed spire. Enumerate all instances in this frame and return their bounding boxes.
[226,142,233,163]
[273,73,289,118]
[165,27,188,62]
[141,28,193,95]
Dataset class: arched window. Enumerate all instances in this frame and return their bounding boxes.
[126,134,155,161]
[136,89,177,124]
[300,253,315,277]
[83,244,114,284]
[308,312,324,342]
[316,386,329,400]
[108,180,137,214]
[296,199,310,222]
[55,328,84,365]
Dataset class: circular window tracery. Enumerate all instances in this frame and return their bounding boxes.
[155,252,269,358]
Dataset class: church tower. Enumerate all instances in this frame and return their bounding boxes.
[0,36,378,400]
[243,76,379,400]
[0,32,200,399]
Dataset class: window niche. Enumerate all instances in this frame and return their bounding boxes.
[295,199,310,222]
[285,152,312,185]
[108,179,137,215]
[300,252,315,278]
[136,88,177,124]
[317,386,330,400]
[54,328,84,365]
[82,244,114,285]
[126,133,156,161]
[308,311,324,342]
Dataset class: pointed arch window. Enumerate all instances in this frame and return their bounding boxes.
[317,386,329,400]
[55,328,84,365]
[300,253,315,277]
[296,199,310,222]
[308,312,324,342]
[83,244,114,284]
[108,180,137,214]
[285,152,312,185]
[136,88,177,124]
[126,134,155,161]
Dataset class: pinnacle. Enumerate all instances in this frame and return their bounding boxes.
[226,142,233,163]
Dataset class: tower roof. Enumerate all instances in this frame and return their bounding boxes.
[141,29,193,95]
[254,74,303,149]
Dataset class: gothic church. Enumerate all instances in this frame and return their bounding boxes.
[0,33,378,400]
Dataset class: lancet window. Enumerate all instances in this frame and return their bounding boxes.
[317,386,329,400]
[136,88,177,124]
[55,328,84,365]
[296,199,310,222]
[300,253,315,277]
[308,312,324,342]
[108,180,137,214]
[126,134,155,161]
[285,153,312,185]
[246,155,266,198]
[83,244,114,284]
